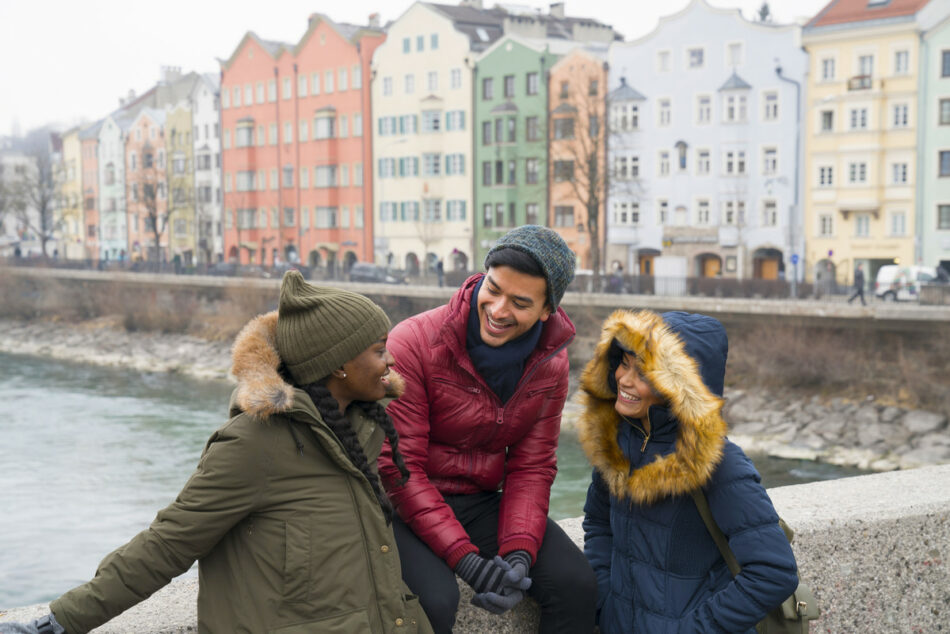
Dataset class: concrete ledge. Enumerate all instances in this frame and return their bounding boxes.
[3,465,949,632]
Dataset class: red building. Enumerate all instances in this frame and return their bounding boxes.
[220,13,384,274]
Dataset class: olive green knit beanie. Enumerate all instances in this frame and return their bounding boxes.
[277,271,392,386]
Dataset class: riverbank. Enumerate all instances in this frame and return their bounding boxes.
[1,316,947,472]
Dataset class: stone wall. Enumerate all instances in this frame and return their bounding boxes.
[3,465,949,632]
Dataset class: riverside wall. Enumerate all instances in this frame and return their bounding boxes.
[2,465,949,632]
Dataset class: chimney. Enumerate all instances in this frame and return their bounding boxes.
[127,89,136,102]
[369,12,380,28]
[550,2,565,18]
[460,0,484,8]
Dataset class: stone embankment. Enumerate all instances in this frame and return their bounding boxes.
[1,317,948,472]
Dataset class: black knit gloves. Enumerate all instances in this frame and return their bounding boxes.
[457,551,533,615]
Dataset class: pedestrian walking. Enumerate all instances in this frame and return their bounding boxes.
[848,264,866,305]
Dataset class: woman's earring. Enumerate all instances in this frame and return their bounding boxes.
[341,372,347,378]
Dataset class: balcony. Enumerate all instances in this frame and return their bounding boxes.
[847,75,872,91]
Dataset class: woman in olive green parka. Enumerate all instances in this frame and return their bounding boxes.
[15,272,432,634]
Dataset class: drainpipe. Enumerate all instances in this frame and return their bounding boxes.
[776,62,801,299]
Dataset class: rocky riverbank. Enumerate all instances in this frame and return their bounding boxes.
[1,317,947,472]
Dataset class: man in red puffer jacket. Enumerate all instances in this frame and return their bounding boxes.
[379,226,597,634]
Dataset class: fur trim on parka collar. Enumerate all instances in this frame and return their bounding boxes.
[577,309,726,504]
[230,311,405,419]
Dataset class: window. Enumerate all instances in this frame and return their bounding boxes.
[446,200,465,221]
[941,99,950,125]
[299,120,309,142]
[431,33,439,50]
[483,78,494,100]
[612,103,639,130]
[403,38,410,53]
[482,203,493,227]
[445,153,465,175]
[283,207,295,227]
[504,75,515,98]
[236,170,256,191]
[526,116,539,142]
[659,99,671,126]
[494,119,503,143]
[631,156,640,177]
[659,151,670,176]
[697,150,710,175]
[383,77,392,96]
[404,74,415,94]
[314,165,338,187]
[553,160,574,182]
[658,50,670,72]
[507,160,516,185]
[724,94,747,122]
[819,166,834,187]
[892,162,908,184]
[762,200,777,226]
[895,50,909,75]
[221,89,230,108]
[340,164,349,187]
[763,148,777,175]
[943,50,950,77]
[422,110,442,133]
[616,156,628,179]
[495,203,505,227]
[525,203,538,225]
[245,84,253,105]
[236,124,254,147]
[354,163,363,186]
[728,42,743,67]
[822,58,836,81]
[482,162,492,186]
[527,72,539,96]
[525,158,539,184]
[890,211,906,236]
[417,35,424,52]
[353,113,362,136]
[763,92,778,120]
[300,166,309,189]
[938,204,950,229]
[482,121,492,145]
[559,81,569,99]
[697,200,710,225]
[893,104,908,128]
[446,110,465,131]
[424,199,441,222]
[282,77,292,100]
[940,151,950,177]
[315,207,337,228]
[697,96,711,123]
[849,162,868,183]
[451,68,462,89]
[311,74,320,95]
[339,68,348,91]
[658,200,669,224]
[554,206,573,227]
[353,66,362,89]
[850,108,868,130]
[554,118,574,139]
[423,153,442,176]
[821,110,834,132]
[325,70,334,93]
[314,115,335,139]
[688,47,704,68]
[855,213,870,237]
[723,201,735,225]
[859,54,874,77]
[589,79,598,96]
[256,82,265,103]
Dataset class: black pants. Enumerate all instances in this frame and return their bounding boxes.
[848,286,866,305]
[392,491,597,634]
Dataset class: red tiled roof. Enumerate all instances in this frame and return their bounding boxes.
[807,0,931,28]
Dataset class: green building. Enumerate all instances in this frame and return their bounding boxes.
[919,10,950,273]
[473,36,561,263]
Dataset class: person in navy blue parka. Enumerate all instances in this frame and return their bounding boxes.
[579,309,798,633]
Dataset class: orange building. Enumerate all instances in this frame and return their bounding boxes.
[220,13,384,273]
[547,48,608,273]
[125,109,168,262]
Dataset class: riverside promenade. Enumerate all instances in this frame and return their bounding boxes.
[2,464,949,632]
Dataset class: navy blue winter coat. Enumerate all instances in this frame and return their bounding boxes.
[579,310,798,633]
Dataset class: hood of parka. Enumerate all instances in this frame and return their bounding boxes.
[578,309,728,505]
[228,311,405,419]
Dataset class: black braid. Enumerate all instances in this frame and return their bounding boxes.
[302,383,395,524]
[356,400,410,487]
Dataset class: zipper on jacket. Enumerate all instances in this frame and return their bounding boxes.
[623,415,651,453]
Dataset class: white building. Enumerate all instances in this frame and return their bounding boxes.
[97,113,132,261]
[190,73,223,264]
[607,0,807,281]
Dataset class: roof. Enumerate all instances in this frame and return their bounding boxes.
[806,0,931,29]
[428,3,508,50]
[719,71,752,91]
[608,77,646,101]
[78,119,105,140]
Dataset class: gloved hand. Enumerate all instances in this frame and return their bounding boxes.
[501,550,532,591]
[470,586,527,615]
[455,552,511,594]
[0,613,66,634]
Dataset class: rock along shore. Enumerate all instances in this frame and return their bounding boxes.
[1,317,947,472]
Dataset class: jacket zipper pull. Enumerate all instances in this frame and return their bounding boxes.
[640,433,650,453]
[496,406,504,425]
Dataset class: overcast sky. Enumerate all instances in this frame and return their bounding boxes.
[0,0,829,136]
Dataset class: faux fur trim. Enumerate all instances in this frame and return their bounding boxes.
[230,311,405,419]
[577,309,726,504]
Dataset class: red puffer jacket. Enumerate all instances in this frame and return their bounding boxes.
[379,274,575,568]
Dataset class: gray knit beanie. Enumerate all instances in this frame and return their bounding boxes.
[485,225,577,308]
[277,271,391,385]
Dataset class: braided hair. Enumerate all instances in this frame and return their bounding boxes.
[299,382,409,524]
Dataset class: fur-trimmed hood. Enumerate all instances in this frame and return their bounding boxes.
[578,310,728,504]
[229,311,405,419]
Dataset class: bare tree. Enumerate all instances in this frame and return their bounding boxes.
[7,148,63,257]
[414,203,444,281]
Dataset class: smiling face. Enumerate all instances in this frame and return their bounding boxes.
[334,335,394,406]
[614,351,662,422]
[476,266,551,347]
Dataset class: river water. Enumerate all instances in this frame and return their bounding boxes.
[0,352,865,608]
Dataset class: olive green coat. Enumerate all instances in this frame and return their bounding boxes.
[50,312,431,634]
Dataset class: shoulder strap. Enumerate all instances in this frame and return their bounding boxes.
[690,489,741,577]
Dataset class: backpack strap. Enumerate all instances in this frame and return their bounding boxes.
[690,489,741,577]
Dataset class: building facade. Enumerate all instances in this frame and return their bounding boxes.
[79,121,102,260]
[125,109,168,262]
[166,103,197,265]
[608,0,806,281]
[58,128,85,259]
[190,74,223,264]
[803,0,930,286]
[97,114,132,261]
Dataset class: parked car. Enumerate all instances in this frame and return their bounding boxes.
[348,263,407,284]
[874,265,939,301]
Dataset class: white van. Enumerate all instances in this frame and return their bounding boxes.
[874,265,938,301]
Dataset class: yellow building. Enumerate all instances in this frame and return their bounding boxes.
[802,0,931,286]
[166,103,198,267]
[58,127,85,259]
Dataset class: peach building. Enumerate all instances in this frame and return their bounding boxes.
[125,109,168,262]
